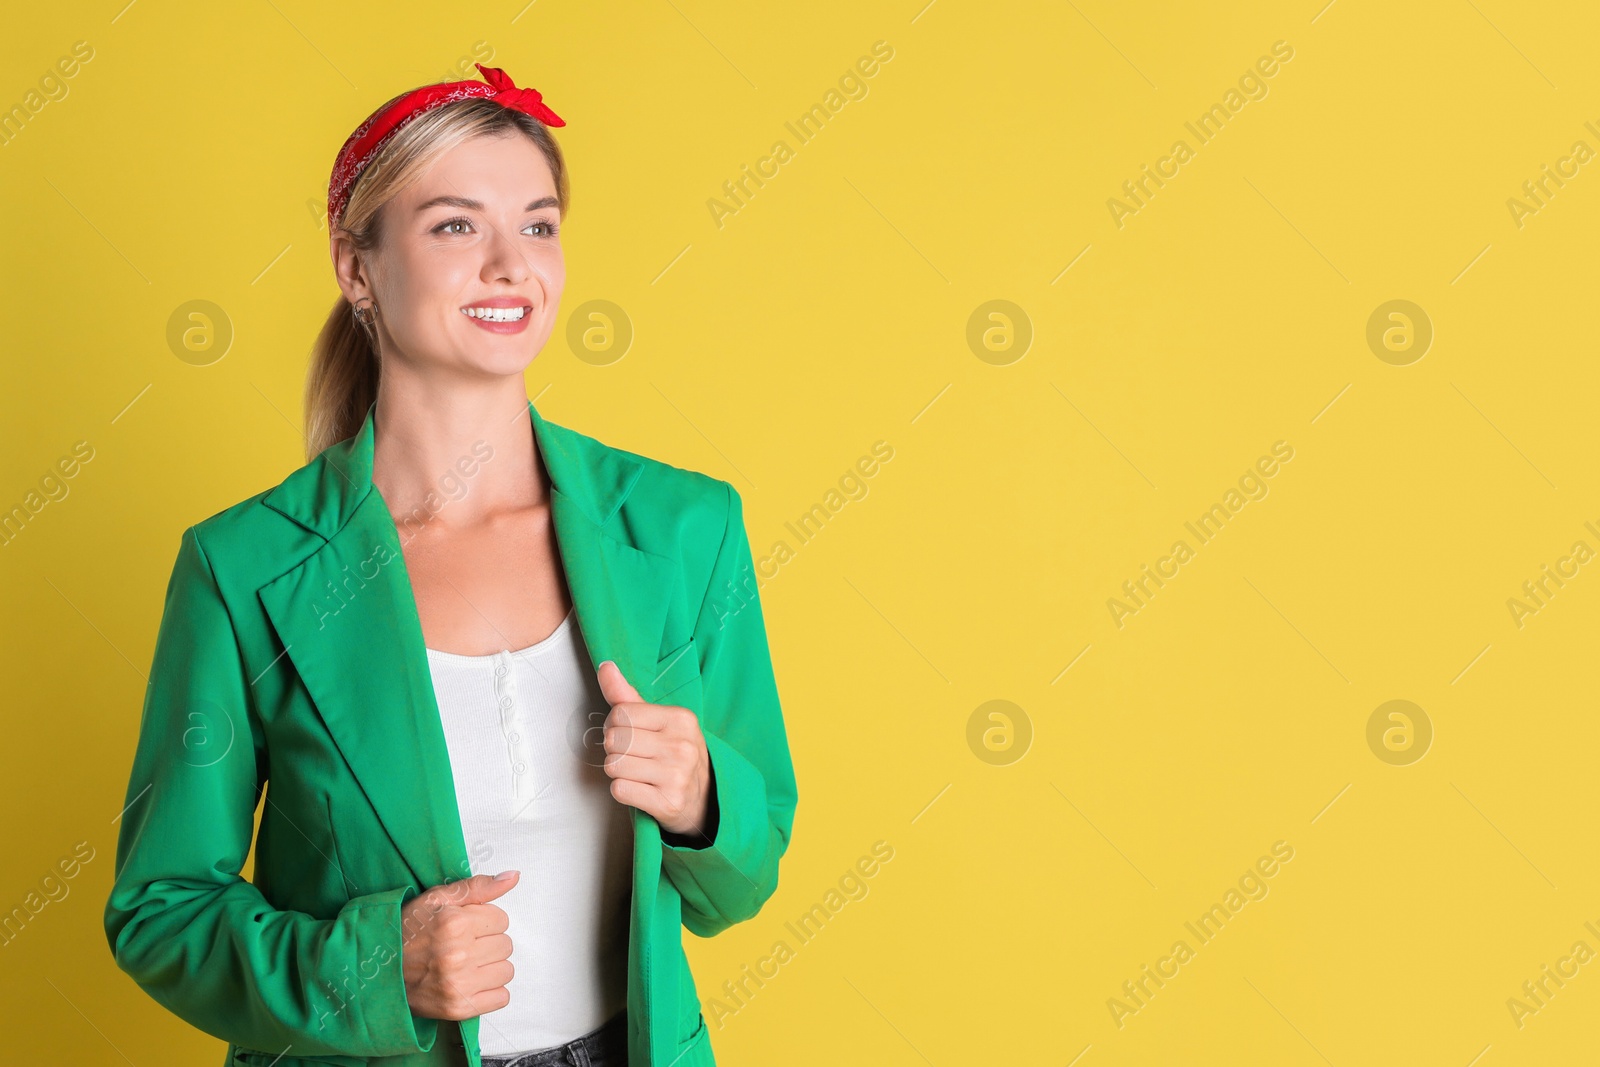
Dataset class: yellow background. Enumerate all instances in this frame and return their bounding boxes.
[3,1,1599,1063]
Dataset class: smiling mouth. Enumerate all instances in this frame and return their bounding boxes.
[461,306,531,322]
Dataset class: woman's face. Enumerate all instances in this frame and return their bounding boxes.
[337,131,565,377]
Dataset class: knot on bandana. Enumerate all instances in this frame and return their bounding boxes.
[477,63,566,128]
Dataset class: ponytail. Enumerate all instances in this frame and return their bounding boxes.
[302,296,380,461]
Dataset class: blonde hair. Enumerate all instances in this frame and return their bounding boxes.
[303,97,570,460]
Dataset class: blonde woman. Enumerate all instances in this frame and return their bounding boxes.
[104,64,798,1067]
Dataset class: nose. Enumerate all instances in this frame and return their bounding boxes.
[481,219,531,285]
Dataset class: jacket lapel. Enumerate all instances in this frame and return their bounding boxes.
[255,397,680,897]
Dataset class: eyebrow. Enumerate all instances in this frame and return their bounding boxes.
[415,195,559,213]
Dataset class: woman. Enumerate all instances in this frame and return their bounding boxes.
[103,64,798,1067]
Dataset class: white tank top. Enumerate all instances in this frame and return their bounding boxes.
[424,607,632,1055]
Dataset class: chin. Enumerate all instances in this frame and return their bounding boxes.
[467,348,540,377]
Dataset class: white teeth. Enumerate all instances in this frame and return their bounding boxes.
[462,306,528,322]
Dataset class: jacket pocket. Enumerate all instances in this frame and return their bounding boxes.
[651,637,701,703]
[675,1011,710,1059]
[323,792,357,900]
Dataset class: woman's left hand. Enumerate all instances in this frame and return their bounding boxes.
[596,660,711,839]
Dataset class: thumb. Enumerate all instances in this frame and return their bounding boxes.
[596,659,642,705]
[451,870,519,905]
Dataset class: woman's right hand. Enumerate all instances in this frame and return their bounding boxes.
[400,870,520,1020]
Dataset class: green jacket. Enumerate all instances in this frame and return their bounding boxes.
[104,398,798,1067]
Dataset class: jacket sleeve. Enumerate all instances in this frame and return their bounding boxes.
[660,482,799,937]
[103,525,437,1057]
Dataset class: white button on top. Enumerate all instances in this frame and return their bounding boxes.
[423,606,578,805]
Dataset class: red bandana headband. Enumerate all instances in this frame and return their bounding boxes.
[327,62,565,230]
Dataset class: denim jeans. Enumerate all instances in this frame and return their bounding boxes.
[479,1009,628,1067]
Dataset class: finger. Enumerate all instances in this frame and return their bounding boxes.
[604,750,691,787]
[466,960,514,1008]
[477,958,515,991]
[471,931,514,964]
[609,776,671,815]
[604,701,677,733]
[608,778,699,836]
[436,965,505,1020]
[464,901,511,935]
[445,870,519,906]
[608,722,701,763]
[595,659,642,706]
[603,723,667,760]
[474,984,512,1015]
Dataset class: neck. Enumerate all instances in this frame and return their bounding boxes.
[369,372,546,537]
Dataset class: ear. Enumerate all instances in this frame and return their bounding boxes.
[329,227,375,307]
